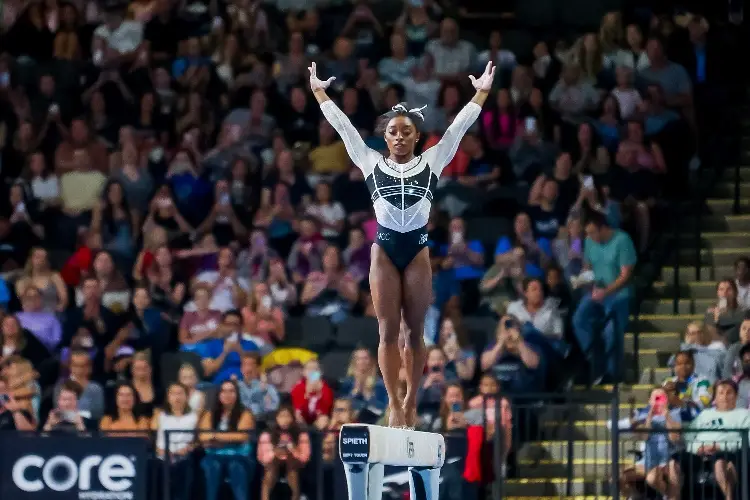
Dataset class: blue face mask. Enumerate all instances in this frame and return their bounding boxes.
[307,370,321,382]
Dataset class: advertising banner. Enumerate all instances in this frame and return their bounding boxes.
[0,435,148,500]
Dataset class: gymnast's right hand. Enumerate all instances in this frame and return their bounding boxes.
[308,62,335,91]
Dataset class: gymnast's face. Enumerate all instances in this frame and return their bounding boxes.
[385,115,419,159]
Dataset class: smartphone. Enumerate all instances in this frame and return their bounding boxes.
[450,231,463,245]
[718,297,728,309]
[0,72,10,88]
[220,193,231,206]
[49,103,59,115]
[524,116,537,133]
[0,394,8,405]
[504,318,516,330]
[450,402,461,412]
[583,176,594,189]
[261,295,272,309]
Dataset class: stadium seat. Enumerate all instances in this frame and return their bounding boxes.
[335,317,379,351]
[284,317,335,354]
[319,350,353,384]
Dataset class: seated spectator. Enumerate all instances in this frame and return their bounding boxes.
[677,321,725,382]
[308,121,350,180]
[257,406,311,500]
[319,397,355,432]
[732,344,750,408]
[145,245,187,322]
[440,216,485,309]
[611,67,642,120]
[90,180,138,264]
[642,84,681,137]
[57,147,107,250]
[425,19,476,80]
[177,363,205,414]
[548,64,600,128]
[236,230,276,284]
[480,88,519,151]
[663,350,712,411]
[195,180,250,247]
[527,176,566,240]
[189,248,250,313]
[430,383,467,433]
[100,382,150,435]
[179,284,222,347]
[594,95,623,153]
[305,182,346,241]
[1,314,50,368]
[3,356,41,420]
[508,119,557,183]
[342,227,370,284]
[705,279,746,344]
[606,23,649,70]
[507,278,566,357]
[75,250,131,314]
[0,377,36,431]
[723,318,750,379]
[552,217,584,280]
[573,211,636,384]
[612,120,666,251]
[54,349,105,421]
[241,282,285,347]
[481,316,545,393]
[16,285,62,353]
[418,347,458,412]
[301,246,358,324]
[198,310,260,383]
[42,379,96,433]
[494,212,551,281]
[152,383,199,500]
[617,387,682,500]
[669,380,750,500]
[287,217,326,284]
[338,347,388,416]
[291,359,333,427]
[15,247,68,312]
[735,257,750,309]
[237,352,280,422]
[436,313,477,381]
[143,185,195,249]
[3,181,44,260]
[378,32,418,86]
[199,380,255,500]
[119,286,170,357]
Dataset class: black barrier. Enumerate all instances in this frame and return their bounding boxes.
[0,434,149,500]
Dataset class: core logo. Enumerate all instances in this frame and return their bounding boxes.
[342,437,368,445]
[12,454,136,496]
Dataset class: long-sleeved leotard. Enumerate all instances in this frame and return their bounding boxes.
[320,100,481,237]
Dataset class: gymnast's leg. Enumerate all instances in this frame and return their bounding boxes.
[370,244,406,427]
[400,247,431,428]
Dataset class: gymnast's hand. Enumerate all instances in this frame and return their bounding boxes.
[469,61,497,92]
[308,62,336,91]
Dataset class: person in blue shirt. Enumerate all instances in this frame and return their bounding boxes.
[187,310,260,383]
[573,210,636,384]
[439,216,486,281]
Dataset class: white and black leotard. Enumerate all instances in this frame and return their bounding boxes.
[320,100,481,271]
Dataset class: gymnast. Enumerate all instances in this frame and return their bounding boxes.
[309,61,495,427]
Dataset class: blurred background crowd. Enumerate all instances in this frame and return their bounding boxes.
[0,0,745,499]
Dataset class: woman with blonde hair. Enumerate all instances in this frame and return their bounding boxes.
[598,11,623,55]
[177,363,205,414]
[338,347,388,417]
[16,247,68,313]
[673,321,726,383]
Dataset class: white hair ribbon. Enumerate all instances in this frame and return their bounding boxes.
[391,104,428,121]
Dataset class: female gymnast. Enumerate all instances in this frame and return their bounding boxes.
[309,61,495,427]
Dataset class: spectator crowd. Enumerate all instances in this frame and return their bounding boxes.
[0,0,738,498]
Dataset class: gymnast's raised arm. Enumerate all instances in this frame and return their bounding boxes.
[309,62,379,176]
[424,61,496,175]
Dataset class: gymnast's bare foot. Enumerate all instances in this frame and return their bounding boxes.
[402,400,417,428]
[388,405,406,427]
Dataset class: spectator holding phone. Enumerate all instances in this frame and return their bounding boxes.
[705,279,745,344]
[480,316,544,393]
[257,406,311,500]
[42,379,96,433]
[418,347,458,410]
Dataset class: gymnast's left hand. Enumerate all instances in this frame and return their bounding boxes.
[469,61,496,92]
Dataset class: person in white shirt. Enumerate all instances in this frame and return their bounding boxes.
[611,66,642,120]
[92,4,143,65]
[506,278,564,340]
[669,380,750,500]
[186,248,250,312]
